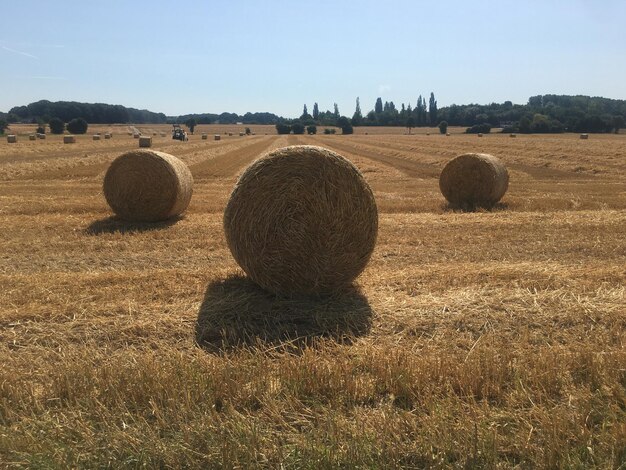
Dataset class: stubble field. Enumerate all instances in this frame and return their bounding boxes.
[1,125,625,468]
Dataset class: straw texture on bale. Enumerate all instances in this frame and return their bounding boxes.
[63,135,75,144]
[7,135,17,143]
[439,153,509,208]
[29,134,36,141]
[139,136,152,148]
[224,145,378,295]
[214,134,221,141]
[103,149,193,222]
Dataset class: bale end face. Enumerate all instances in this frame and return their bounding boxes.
[224,145,378,295]
[439,153,509,209]
[139,136,152,148]
[103,149,193,222]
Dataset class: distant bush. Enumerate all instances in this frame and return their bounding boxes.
[36,125,45,134]
[275,123,291,135]
[0,119,8,134]
[466,123,491,134]
[66,117,88,134]
[291,122,305,135]
[438,121,448,134]
[306,125,317,135]
[323,128,336,135]
[48,117,65,134]
[337,117,353,135]
[245,127,251,135]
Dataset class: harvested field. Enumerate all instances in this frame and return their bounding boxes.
[0,128,625,467]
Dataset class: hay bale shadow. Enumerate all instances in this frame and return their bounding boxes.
[85,216,183,235]
[195,274,373,354]
[442,201,509,213]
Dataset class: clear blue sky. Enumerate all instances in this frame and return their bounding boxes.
[2,0,625,118]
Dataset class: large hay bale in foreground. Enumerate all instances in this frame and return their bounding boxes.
[103,150,193,222]
[139,136,152,148]
[439,153,509,208]
[7,135,17,143]
[224,145,378,295]
[63,135,76,144]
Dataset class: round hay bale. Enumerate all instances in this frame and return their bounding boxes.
[214,134,221,141]
[38,133,46,139]
[580,133,589,139]
[93,134,101,141]
[446,132,450,136]
[7,135,17,143]
[478,133,483,137]
[224,145,378,295]
[510,133,516,138]
[63,135,75,144]
[103,149,193,222]
[201,133,208,140]
[139,136,152,148]
[104,133,112,139]
[439,153,509,208]
[29,134,36,141]
[133,133,140,139]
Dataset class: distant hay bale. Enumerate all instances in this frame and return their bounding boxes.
[153,132,157,136]
[478,133,483,137]
[37,133,46,139]
[202,133,208,140]
[103,149,193,222]
[439,153,509,208]
[93,135,101,141]
[139,136,152,148]
[426,132,430,136]
[446,132,450,136]
[580,133,589,139]
[133,133,140,139]
[224,145,378,295]
[510,133,516,138]
[228,132,233,136]
[214,134,221,141]
[104,133,112,139]
[63,135,76,144]
[29,134,36,141]
[239,132,244,136]
[7,135,17,143]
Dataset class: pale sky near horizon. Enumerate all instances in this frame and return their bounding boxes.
[1,0,625,118]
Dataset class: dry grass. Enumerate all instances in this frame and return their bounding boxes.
[0,130,625,468]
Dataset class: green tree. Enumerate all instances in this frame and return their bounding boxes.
[375,97,383,114]
[291,122,305,134]
[337,116,353,134]
[312,103,319,121]
[67,117,88,134]
[429,92,438,125]
[438,120,448,134]
[48,117,65,134]
[352,97,363,126]
[333,103,340,120]
[185,118,197,134]
[0,119,8,134]
[406,117,415,134]
[306,125,317,135]
[275,123,291,134]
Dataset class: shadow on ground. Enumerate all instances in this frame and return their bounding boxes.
[85,216,183,235]
[443,201,509,213]
[195,274,373,354]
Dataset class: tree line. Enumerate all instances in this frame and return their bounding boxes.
[2,94,625,134]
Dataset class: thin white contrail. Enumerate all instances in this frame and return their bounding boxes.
[2,45,39,59]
